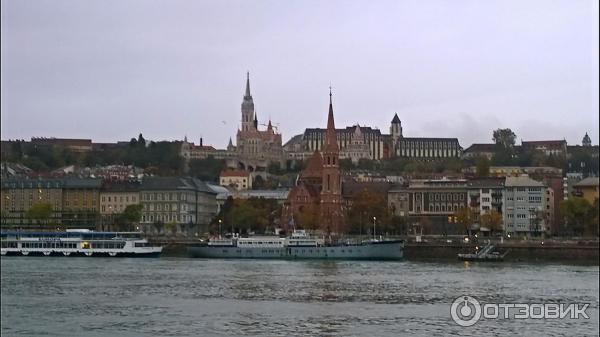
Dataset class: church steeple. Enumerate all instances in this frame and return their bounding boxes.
[320,86,344,234]
[244,71,251,98]
[254,111,258,129]
[241,72,255,132]
[324,87,338,152]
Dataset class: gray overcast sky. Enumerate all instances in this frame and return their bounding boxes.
[1,0,598,148]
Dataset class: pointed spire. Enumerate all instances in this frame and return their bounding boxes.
[391,113,401,124]
[324,87,338,152]
[327,86,335,130]
[253,110,258,129]
[267,119,273,131]
[228,137,233,147]
[244,71,251,98]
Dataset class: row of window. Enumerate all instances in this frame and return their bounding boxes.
[142,214,191,223]
[430,193,465,201]
[20,242,78,249]
[428,204,460,212]
[101,195,137,203]
[144,203,188,211]
[141,193,189,202]
[506,187,542,192]
[90,242,126,249]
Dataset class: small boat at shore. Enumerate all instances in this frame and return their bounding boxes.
[1,229,162,257]
[188,230,404,260]
[458,243,509,261]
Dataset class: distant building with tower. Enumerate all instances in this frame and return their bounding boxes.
[179,73,284,172]
[284,112,462,161]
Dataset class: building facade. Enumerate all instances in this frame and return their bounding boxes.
[388,178,469,234]
[1,178,64,227]
[522,140,568,157]
[300,125,387,161]
[219,170,252,190]
[466,178,505,230]
[502,176,549,236]
[99,181,141,216]
[286,113,461,162]
[139,177,217,234]
[61,178,102,228]
[572,177,599,203]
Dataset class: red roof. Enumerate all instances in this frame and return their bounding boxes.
[300,152,323,179]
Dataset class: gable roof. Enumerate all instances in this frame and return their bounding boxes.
[574,177,599,187]
[300,151,323,179]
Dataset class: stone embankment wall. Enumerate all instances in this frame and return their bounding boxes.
[405,242,599,263]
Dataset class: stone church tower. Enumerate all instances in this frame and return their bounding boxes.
[319,89,345,234]
[241,72,255,132]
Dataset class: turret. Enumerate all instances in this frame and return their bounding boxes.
[583,132,592,147]
[390,113,402,140]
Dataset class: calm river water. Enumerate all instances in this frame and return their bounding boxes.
[1,257,598,336]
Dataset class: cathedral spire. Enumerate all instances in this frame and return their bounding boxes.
[324,87,338,152]
[254,110,258,129]
[245,71,251,98]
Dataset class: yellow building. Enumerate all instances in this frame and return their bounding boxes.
[573,177,599,204]
[99,182,141,215]
[61,178,102,228]
[219,170,252,190]
[1,178,63,227]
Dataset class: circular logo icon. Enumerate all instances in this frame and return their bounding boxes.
[451,295,482,326]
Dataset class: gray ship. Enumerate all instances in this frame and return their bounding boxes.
[188,230,404,260]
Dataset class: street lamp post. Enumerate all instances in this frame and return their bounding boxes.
[373,216,376,241]
[218,219,222,238]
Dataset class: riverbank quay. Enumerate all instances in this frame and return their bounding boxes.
[404,241,599,263]
[146,236,599,263]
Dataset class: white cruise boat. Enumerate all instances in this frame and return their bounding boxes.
[0,229,162,257]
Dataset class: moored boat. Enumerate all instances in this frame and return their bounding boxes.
[0,229,162,257]
[458,243,509,261]
[188,230,404,260]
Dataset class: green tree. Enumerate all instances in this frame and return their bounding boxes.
[560,197,597,236]
[492,128,516,148]
[114,204,143,231]
[188,156,226,182]
[492,128,517,166]
[475,156,490,177]
[25,202,53,228]
[165,220,177,235]
[339,158,355,171]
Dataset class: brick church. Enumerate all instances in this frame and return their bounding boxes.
[282,90,345,234]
